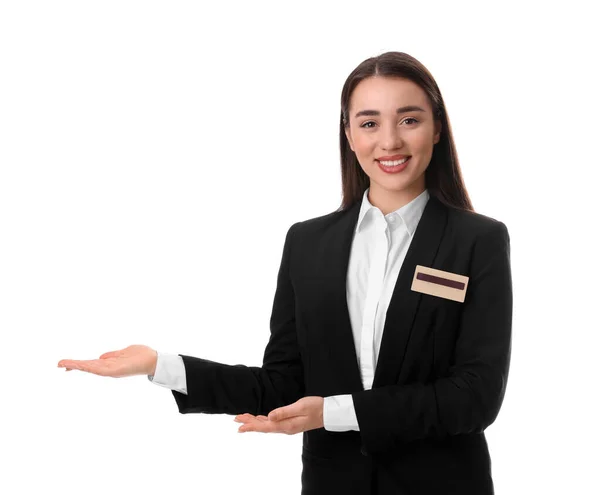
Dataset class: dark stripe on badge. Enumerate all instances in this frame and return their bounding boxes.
[416,272,465,290]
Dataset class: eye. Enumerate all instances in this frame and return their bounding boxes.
[359,117,419,128]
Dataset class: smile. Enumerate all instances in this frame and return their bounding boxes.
[378,157,410,166]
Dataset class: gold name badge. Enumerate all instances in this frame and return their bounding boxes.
[411,265,469,303]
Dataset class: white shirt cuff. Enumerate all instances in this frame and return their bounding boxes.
[147,351,187,395]
[323,394,359,431]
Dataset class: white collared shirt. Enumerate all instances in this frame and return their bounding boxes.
[148,187,430,432]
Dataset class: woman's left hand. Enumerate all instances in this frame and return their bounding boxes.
[233,396,324,435]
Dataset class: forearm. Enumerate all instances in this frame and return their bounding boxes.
[172,354,305,416]
[353,365,507,452]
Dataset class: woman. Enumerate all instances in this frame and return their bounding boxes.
[58,51,512,494]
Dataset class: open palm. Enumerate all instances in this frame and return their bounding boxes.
[57,344,157,378]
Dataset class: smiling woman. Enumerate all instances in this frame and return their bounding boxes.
[58,51,512,495]
[343,77,442,209]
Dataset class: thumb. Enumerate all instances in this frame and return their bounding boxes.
[268,409,280,421]
[269,403,298,422]
[99,350,120,359]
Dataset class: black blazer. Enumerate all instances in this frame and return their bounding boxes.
[171,193,513,495]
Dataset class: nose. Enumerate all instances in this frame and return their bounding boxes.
[380,123,404,151]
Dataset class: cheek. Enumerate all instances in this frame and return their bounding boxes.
[353,135,375,157]
[411,128,437,150]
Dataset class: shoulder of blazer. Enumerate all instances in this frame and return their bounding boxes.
[444,201,509,241]
[288,204,355,239]
[296,207,350,229]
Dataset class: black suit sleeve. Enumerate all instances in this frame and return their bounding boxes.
[171,222,305,416]
[352,222,513,454]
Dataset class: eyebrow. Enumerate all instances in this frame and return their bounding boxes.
[354,105,426,119]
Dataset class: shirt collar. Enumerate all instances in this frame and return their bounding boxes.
[355,187,430,236]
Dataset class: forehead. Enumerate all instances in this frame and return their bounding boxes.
[349,76,430,113]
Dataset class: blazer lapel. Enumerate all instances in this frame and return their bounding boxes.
[324,199,364,392]
[372,194,448,388]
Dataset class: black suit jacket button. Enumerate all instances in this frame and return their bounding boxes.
[360,446,368,456]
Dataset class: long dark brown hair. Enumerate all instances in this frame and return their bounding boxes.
[338,51,474,213]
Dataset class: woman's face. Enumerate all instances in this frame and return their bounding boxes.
[345,76,441,208]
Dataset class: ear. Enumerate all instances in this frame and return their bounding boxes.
[433,120,442,145]
[345,127,355,152]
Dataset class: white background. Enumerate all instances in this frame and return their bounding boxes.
[1,1,598,494]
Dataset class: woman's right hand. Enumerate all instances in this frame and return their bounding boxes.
[57,345,158,378]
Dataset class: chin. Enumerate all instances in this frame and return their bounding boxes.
[381,174,425,193]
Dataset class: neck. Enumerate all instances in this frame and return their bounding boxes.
[368,182,426,215]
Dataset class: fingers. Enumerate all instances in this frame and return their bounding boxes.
[235,414,295,434]
[58,361,85,372]
[58,360,82,369]
[58,359,105,375]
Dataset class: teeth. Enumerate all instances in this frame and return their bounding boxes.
[379,157,409,166]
